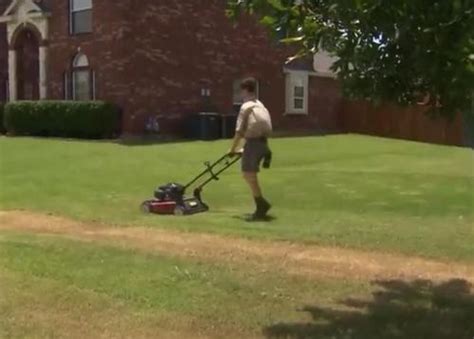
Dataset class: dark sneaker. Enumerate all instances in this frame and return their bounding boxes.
[253,197,271,220]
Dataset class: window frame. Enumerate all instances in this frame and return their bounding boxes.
[69,0,93,35]
[285,70,309,115]
[72,68,92,101]
[66,53,95,101]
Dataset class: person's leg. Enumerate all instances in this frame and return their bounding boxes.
[241,140,271,219]
[243,172,262,198]
[243,171,271,219]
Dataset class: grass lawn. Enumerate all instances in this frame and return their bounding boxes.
[0,134,473,261]
[0,134,473,338]
[1,231,473,339]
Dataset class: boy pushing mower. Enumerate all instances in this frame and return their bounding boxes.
[229,78,273,221]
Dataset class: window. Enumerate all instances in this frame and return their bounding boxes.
[66,53,95,101]
[232,79,259,114]
[285,71,308,114]
[70,0,92,34]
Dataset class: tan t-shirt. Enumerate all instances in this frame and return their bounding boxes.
[235,100,273,138]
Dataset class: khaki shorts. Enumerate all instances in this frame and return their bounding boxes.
[242,138,270,173]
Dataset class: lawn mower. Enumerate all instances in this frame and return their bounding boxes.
[141,153,241,216]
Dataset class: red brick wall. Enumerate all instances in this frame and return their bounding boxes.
[43,0,332,135]
[46,0,134,115]
[341,100,465,146]
[1,0,342,135]
[126,0,289,134]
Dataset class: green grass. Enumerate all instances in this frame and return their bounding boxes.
[1,232,472,339]
[0,135,473,261]
[0,231,367,336]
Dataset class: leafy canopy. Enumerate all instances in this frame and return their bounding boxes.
[227,0,474,117]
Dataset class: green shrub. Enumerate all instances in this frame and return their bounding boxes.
[0,104,4,134]
[4,101,121,139]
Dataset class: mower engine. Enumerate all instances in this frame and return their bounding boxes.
[141,153,241,216]
[155,183,185,201]
[141,183,208,216]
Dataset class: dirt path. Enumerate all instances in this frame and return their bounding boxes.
[1,210,473,283]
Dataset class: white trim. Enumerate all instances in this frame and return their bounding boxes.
[283,68,336,79]
[73,53,89,67]
[8,50,17,101]
[0,15,12,23]
[3,0,42,16]
[39,46,48,99]
[285,71,309,115]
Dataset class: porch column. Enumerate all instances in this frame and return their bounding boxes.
[8,49,17,101]
[39,45,48,99]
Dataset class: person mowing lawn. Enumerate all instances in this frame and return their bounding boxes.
[229,77,273,221]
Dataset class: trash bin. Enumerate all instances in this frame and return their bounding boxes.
[221,114,238,139]
[188,112,222,140]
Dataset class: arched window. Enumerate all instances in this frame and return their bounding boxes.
[73,53,89,68]
[70,52,94,101]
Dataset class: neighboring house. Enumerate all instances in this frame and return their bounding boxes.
[0,0,341,135]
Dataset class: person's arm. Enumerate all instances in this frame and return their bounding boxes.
[229,131,244,155]
[229,106,252,155]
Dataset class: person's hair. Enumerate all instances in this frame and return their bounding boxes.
[240,77,257,94]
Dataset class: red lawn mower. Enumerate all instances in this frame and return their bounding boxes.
[141,153,241,216]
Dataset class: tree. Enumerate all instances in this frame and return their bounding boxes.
[227,0,474,118]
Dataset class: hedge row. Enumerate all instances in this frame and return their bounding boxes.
[4,101,121,139]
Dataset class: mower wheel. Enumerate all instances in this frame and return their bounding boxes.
[140,201,152,214]
[174,206,186,216]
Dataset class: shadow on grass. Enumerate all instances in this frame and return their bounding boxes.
[265,279,474,339]
[232,214,278,223]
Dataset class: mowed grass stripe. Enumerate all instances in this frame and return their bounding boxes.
[0,135,473,261]
[1,232,473,339]
[0,232,367,332]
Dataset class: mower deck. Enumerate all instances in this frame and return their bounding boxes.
[141,153,240,216]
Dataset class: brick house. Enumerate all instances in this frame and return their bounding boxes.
[0,0,342,136]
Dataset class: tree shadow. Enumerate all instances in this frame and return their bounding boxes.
[264,279,474,339]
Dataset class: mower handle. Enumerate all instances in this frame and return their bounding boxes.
[204,161,219,181]
[184,153,241,191]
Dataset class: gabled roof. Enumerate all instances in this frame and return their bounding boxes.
[284,57,315,72]
[2,0,44,17]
